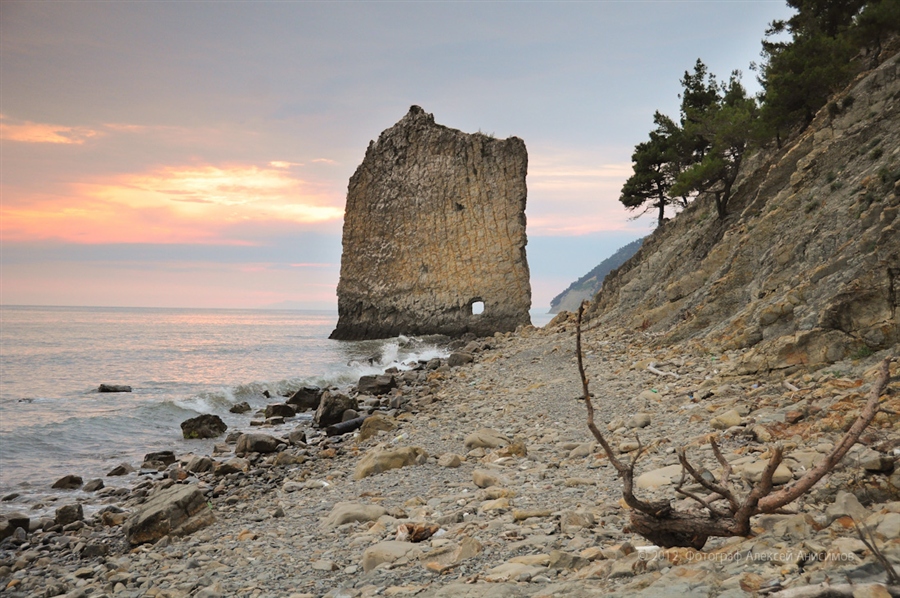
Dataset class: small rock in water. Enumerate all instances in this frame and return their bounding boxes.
[181,413,228,439]
[98,383,132,393]
[51,474,83,490]
[107,462,135,476]
[82,478,104,492]
[229,401,251,414]
[142,450,176,470]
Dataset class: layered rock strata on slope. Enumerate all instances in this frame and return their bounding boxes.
[586,53,900,373]
[331,106,532,340]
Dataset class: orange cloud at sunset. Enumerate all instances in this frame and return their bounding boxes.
[1,164,345,244]
[0,115,101,145]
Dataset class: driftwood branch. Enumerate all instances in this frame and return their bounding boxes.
[759,357,891,512]
[575,301,894,549]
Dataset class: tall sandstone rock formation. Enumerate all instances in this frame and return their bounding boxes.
[331,106,532,340]
[585,52,900,373]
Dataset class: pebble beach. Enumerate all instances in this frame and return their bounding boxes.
[2,316,898,598]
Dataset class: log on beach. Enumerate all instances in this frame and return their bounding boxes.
[325,416,368,437]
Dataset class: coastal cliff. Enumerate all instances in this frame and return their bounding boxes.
[549,238,643,314]
[331,106,532,340]
[586,52,900,374]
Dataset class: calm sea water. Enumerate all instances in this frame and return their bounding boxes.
[0,306,552,509]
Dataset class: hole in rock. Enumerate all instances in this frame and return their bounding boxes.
[471,301,485,315]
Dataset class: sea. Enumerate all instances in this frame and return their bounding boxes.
[0,305,553,512]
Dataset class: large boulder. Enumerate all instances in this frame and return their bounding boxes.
[287,386,323,411]
[180,414,227,439]
[235,433,282,456]
[122,484,214,545]
[314,392,358,428]
[357,374,396,395]
[354,446,428,479]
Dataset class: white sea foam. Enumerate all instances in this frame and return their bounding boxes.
[0,306,451,504]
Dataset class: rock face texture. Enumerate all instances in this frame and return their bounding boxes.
[331,106,532,340]
[585,54,900,373]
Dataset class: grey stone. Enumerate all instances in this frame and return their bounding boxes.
[235,433,281,456]
[314,392,358,428]
[264,403,296,419]
[448,352,474,367]
[322,502,389,528]
[123,484,214,545]
[0,513,29,541]
[287,386,323,411]
[55,504,83,526]
[107,462,135,476]
[357,374,396,395]
[464,428,510,449]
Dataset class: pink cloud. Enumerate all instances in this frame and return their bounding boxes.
[0,115,101,145]
[1,163,345,244]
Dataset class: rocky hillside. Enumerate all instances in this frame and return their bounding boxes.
[549,238,643,314]
[585,51,900,375]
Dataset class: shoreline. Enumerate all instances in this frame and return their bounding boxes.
[1,321,898,597]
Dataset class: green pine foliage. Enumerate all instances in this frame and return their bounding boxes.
[619,0,899,222]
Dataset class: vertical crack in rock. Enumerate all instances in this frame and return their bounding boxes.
[330,106,532,340]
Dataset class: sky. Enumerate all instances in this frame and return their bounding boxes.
[1,0,794,310]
